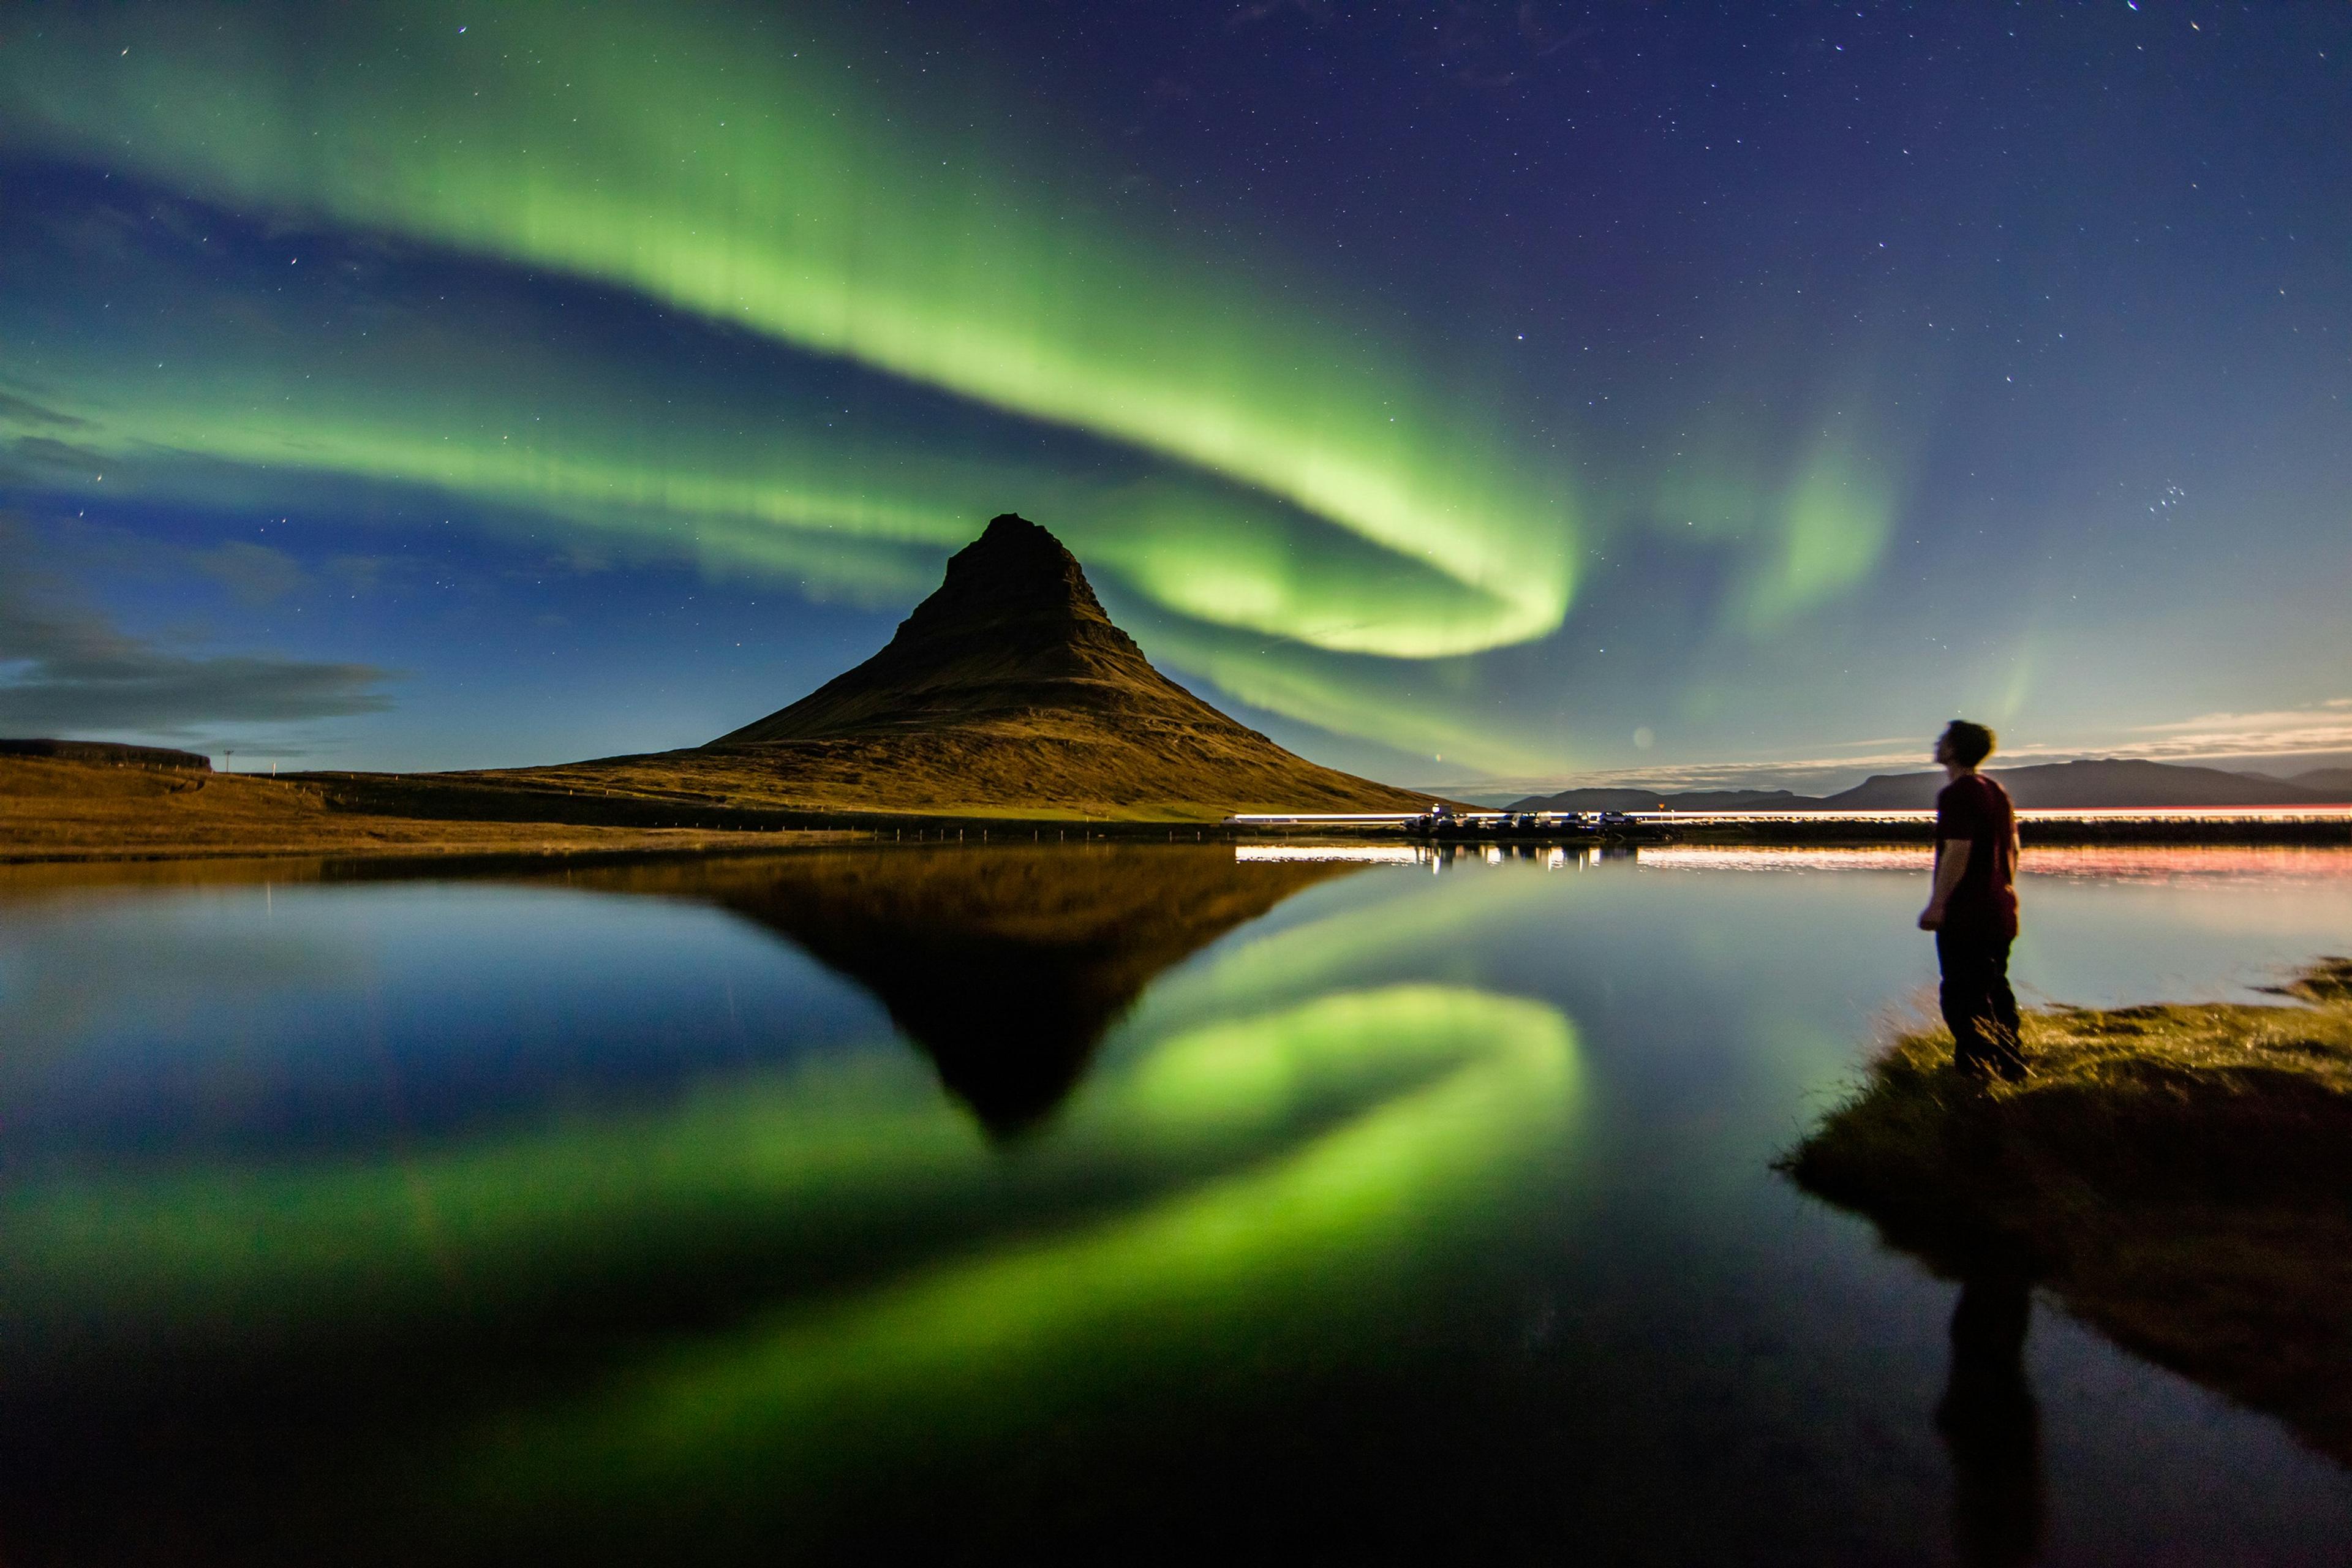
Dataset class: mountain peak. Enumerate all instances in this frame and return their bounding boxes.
[895,513,1111,644]
[712,514,1219,745]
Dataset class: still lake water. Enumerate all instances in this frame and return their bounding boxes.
[2,843,2349,1565]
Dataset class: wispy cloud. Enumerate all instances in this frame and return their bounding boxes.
[192,540,307,606]
[0,521,394,734]
[0,390,90,431]
[2127,700,2352,758]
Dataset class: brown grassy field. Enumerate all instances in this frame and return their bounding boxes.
[1782,957,2352,1463]
[0,757,830,863]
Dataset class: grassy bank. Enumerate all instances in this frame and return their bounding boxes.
[1782,958,2352,1464]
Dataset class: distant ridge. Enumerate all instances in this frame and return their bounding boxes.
[2286,767,2352,800]
[1513,758,2352,813]
[1821,759,2339,810]
[1510,786,1812,813]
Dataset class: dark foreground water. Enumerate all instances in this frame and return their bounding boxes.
[2,843,2349,1566]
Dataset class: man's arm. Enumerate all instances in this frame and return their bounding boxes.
[1920,839,1971,930]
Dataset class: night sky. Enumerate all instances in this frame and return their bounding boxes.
[2,2,2346,793]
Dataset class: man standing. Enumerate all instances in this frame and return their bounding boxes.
[1918,720,2026,1080]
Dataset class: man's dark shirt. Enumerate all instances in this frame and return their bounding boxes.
[1935,772,2018,939]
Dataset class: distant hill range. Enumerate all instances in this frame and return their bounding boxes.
[426,513,1434,821]
[1513,759,2352,813]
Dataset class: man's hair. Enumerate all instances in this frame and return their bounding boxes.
[1941,720,1996,768]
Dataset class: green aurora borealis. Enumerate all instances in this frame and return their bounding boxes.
[4,0,1574,641]
[1,4,1574,658]
[2,1,2347,780]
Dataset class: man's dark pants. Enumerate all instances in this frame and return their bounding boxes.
[1936,926,2024,1080]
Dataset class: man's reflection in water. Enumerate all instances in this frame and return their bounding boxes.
[1937,1275,2044,1566]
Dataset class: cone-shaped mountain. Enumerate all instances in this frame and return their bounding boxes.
[717,514,1224,742]
[677,514,1433,817]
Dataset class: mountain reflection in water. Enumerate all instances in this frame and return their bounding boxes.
[569,843,1363,1133]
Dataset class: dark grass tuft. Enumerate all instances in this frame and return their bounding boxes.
[2266,955,2352,1006]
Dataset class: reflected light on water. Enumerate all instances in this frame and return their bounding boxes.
[1640,845,2352,883]
[456,986,1579,1526]
[1234,845,1423,864]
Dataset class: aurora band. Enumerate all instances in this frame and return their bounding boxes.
[0,0,1576,662]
